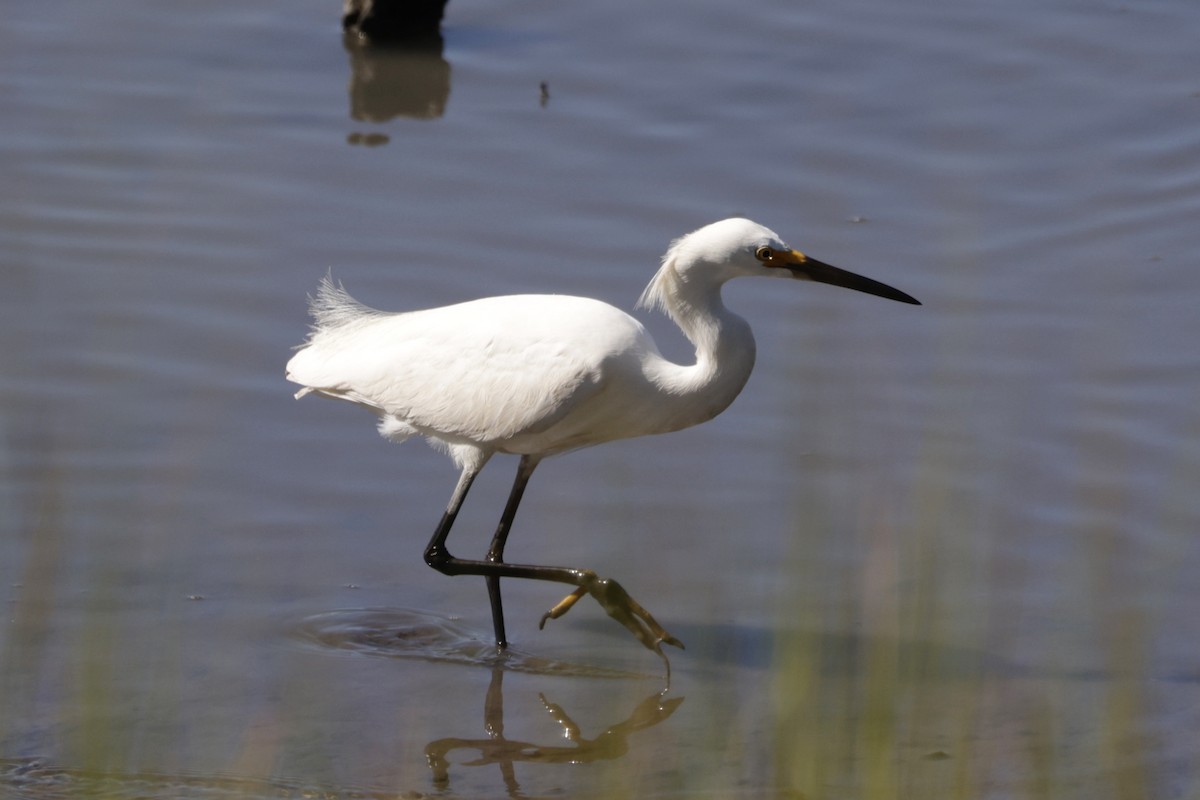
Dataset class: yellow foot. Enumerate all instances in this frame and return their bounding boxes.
[539,577,685,659]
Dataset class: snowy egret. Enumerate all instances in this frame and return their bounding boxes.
[286,218,919,661]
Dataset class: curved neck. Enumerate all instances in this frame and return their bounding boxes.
[646,279,757,431]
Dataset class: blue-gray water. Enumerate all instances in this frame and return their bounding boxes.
[2,0,1198,797]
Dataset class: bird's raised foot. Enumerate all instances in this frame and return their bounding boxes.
[538,577,684,658]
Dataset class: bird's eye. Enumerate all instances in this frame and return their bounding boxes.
[755,246,774,262]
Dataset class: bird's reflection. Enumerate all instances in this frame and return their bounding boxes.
[425,667,683,795]
[344,31,450,132]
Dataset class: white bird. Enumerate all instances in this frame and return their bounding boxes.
[286,218,919,662]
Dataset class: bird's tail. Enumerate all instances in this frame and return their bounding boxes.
[302,272,384,340]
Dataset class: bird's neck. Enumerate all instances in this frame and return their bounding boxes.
[651,279,757,430]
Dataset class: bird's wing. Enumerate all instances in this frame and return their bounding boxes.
[287,294,645,445]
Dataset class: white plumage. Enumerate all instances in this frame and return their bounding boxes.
[286,218,918,663]
[289,292,697,467]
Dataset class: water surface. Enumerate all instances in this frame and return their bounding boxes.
[2,0,1199,797]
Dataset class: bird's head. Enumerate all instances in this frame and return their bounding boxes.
[638,218,920,314]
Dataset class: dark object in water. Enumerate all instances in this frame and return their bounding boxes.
[342,0,448,40]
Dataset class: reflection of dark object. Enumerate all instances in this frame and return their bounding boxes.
[425,668,683,793]
[344,33,450,121]
[342,0,448,40]
[346,131,390,146]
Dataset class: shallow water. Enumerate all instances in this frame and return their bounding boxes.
[2,0,1199,797]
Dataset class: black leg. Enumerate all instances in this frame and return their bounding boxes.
[484,455,541,649]
[485,574,507,650]
[423,459,684,659]
[424,465,479,569]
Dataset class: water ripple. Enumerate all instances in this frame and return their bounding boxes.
[287,608,648,678]
[0,757,407,800]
